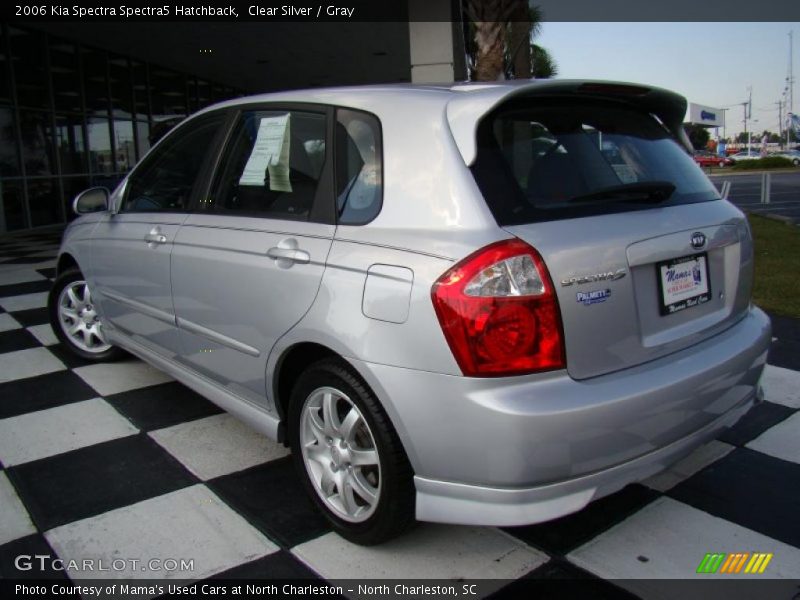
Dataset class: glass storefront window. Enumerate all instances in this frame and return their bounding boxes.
[19,110,55,176]
[197,80,211,109]
[9,28,49,109]
[131,60,149,119]
[87,117,113,175]
[82,47,109,116]
[0,26,12,105]
[114,120,135,171]
[150,68,186,120]
[61,175,90,220]
[50,41,82,113]
[135,120,150,160]
[0,179,26,230]
[55,114,87,174]
[0,108,21,177]
[27,177,62,227]
[109,55,134,118]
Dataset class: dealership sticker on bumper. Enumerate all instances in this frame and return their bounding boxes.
[576,289,611,305]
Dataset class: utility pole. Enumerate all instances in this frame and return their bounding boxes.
[776,99,784,148]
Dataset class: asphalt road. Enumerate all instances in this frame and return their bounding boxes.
[708,170,800,223]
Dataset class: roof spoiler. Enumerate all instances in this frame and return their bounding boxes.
[446,79,691,166]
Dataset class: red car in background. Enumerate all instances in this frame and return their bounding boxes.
[693,151,732,167]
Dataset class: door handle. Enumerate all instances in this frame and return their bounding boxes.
[144,228,167,245]
[267,247,310,264]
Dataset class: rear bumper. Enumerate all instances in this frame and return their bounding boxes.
[350,306,771,527]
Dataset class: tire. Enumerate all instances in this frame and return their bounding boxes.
[48,268,124,362]
[288,358,415,545]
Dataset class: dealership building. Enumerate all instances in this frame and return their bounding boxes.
[0,2,464,232]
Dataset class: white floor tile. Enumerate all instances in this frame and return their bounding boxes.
[0,398,138,466]
[0,269,46,286]
[0,313,21,332]
[0,347,65,383]
[746,411,800,465]
[0,472,36,545]
[643,440,735,492]
[762,365,800,408]
[26,323,58,346]
[149,413,288,481]
[569,497,800,596]
[0,291,48,312]
[46,485,278,579]
[293,525,546,582]
[74,359,173,396]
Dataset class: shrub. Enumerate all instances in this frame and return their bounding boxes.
[731,156,794,170]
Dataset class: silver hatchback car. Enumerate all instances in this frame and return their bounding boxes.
[50,80,771,545]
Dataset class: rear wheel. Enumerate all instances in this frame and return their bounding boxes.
[48,268,123,362]
[288,358,415,545]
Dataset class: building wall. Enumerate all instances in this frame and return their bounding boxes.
[0,23,242,232]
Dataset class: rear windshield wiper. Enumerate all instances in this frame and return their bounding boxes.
[568,181,676,204]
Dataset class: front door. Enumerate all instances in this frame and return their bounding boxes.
[91,111,228,356]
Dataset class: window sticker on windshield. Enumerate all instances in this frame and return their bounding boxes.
[238,114,293,192]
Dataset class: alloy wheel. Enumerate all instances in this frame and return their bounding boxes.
[299,386,381,522]
[57,280,111,353]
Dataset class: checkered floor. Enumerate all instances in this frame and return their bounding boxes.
[1,226,799,598]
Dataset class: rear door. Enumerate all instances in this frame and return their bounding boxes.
[170,105,335,407]
[471,97,753,380]
[91,111,228,356]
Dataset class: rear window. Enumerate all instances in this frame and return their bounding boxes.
[471,99,720,225]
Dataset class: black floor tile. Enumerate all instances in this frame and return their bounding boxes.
[208,456,330,548]
[8,307,49,327]
[209,550,321,579]
[718,401,796,447]
[0,256,55,265]
[36,267,57,279]
[504,484,660,556]
[0,534,70,580]
[0,370,98,419]
[669,448,800,548]
[106,382,223,432]
[491,559,641,600]
[7,434,199,531]
[0,279,52,298]
[0,328,40,354]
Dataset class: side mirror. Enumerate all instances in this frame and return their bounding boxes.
[72,187,110,215]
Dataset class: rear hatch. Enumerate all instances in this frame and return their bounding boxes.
[467,85,754,379]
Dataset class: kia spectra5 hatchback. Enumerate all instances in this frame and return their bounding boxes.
[50,80,771,545]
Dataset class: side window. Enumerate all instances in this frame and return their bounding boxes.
[122,114,225,212]
[210,110,327,220]
[335,109,382,224]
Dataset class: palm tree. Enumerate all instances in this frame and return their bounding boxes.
[463,1,557,81]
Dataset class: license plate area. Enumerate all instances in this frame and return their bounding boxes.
[657,253,711,316]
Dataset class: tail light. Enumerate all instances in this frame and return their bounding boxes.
[431,238,565,377]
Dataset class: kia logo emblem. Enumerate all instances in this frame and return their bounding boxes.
[691,232,706,249]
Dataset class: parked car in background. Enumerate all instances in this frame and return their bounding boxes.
[49,80,771,545]
[727,150,762,164]
[773,149,800,165]
[693,151,732,167]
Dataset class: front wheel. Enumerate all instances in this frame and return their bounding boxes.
[48,268,123,362]
[288,358,415,545]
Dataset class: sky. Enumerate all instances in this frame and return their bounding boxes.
[536,22,799,138]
